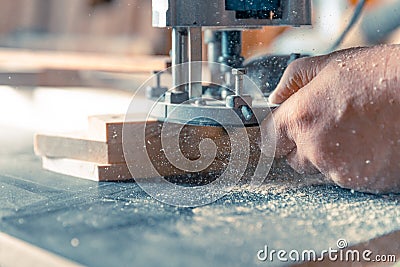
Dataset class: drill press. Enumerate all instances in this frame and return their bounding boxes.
[149,0,311,126]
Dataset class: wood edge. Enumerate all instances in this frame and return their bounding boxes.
[87,114,159,142]
[42,157,101,182]
[41,157,133,182]
[0,232,82,267]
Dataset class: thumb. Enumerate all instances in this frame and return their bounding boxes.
[260,104,296,159]
[269,55,330,104]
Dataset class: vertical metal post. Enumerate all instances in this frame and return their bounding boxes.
[233,68,246,96]
[172,27,189,92]
[172,27,203,98]
[204,30,222,83]
[188,27,203,99]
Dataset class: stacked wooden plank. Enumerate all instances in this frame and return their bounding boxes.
[34,114,262,182]
[34,114,142,181]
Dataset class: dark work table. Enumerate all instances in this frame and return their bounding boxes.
[1,127,400,267]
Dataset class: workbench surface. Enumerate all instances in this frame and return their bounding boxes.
[1,129,400,267]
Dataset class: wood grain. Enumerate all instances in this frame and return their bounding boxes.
[35,114,263,181]
[41,156,229,182]
[87,113,157,144]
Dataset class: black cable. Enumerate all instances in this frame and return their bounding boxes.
[329,0,367,52]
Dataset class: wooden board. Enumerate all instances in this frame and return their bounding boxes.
[34,115,162,165]
[35,114,234,164]
[0,48,170,74]
[87,113,157,144]
[35,114,263,181]
[41,156,230,182]
[34,133,125,164]
[42,157,132,182]
[34,124,233,169]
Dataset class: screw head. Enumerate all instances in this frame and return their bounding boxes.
[241,105,253,121]
[194,99,207,106]
[232,68,247,75]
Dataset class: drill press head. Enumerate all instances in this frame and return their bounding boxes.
[149,0,312,126]
[152,0,311,27]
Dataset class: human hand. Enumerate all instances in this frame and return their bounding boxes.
[262,45,400,193]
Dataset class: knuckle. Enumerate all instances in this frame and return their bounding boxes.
[286,58,308,74]
[290,100,317,130]
[291,57,308,67]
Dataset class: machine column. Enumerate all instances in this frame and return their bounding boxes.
[172,27,189,92]
[188,27,203,99]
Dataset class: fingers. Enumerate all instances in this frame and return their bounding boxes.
[261,104,319,175]
[286,147,320,175]
[261,102,296,159]
[269,47,368,104]
[262,82,321,175]
[268,55,330,104]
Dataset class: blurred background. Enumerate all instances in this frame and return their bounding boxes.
[0,0,399,154]
[0,0,169,55]
[1,0,399,56]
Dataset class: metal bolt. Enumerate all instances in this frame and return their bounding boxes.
[232,68,246,96]
[153,70,162,88]
[194,99,206,106]
[241,105,253,121]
